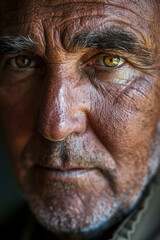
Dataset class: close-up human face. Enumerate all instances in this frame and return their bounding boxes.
[0,0,160,237]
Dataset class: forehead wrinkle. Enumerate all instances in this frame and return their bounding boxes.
[105,1,156,21]
[1,1,153,39]
[39,1,143,19]
[6,0,156,15]
[45,2,148,28]
[0,0,158,25]
[98,2,153,22]
[1,1,151,26]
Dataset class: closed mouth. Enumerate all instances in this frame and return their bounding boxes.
[35,165,94,179]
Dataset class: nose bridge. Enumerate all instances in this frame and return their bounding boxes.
[43,82,69,125]
[50,84,73,128]
[38,73,87,141]
[58,85,70,122]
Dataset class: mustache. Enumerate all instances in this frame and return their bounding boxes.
[22,133,97,168]
[21,133,117,192]
[21,133,116,172]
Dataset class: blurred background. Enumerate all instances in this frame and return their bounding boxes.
[0,137,24,223]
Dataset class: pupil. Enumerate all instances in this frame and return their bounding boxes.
[104,56,120,67]
[16,56,30,68]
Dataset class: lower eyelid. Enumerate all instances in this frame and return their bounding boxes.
[4,64,37,76]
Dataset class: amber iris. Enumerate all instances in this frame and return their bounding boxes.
[103,55,122,68]
[14,56,32,68]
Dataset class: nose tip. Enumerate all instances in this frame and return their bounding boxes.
[39,110,87,141]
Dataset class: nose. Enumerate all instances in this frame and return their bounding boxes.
[38,77,88,141]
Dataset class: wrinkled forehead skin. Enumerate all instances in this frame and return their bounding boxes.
[0,0,160,54]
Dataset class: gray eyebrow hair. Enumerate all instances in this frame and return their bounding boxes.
[68,29,153,66]
[0,32,152,66]
[0,35,38,55]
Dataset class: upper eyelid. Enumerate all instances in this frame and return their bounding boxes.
[3,51,43,60]
[7,54,36,61]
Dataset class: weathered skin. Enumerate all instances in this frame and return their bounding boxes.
[0,0,160,239]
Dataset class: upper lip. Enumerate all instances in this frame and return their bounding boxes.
[36,163,92,171]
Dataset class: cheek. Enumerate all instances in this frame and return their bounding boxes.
[0,81,40,158]
[91,78,160,155]
[88,78,160,197]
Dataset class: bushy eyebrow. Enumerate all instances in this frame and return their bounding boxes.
[68,29,153,66]
[0,31,153,66]
[0,35,38,55]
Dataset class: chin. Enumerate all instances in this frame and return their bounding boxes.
[25,191,134,236]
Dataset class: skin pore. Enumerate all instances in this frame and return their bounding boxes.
[0,0,160,239]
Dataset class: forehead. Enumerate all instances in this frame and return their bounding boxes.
[0,0,159,52]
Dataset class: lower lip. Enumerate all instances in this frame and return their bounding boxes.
[35,166,94,180]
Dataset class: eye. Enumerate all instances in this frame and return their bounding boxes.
[103,55,124,68]
[8,55,36,69]
[85,54,125,70]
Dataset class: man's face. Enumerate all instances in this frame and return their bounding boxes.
[0,0,160,236]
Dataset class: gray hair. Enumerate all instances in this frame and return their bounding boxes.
[0,35,37,55]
